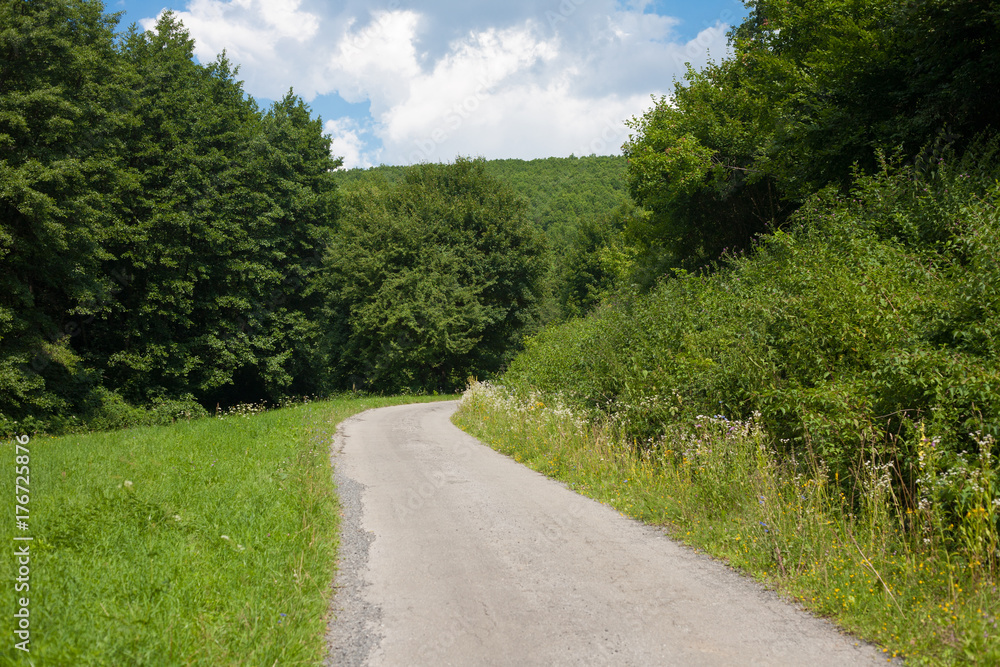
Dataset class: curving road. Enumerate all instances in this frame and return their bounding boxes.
[325,400,889,666]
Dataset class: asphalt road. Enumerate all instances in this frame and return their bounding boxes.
[326,400,890,666]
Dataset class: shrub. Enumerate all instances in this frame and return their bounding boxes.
[503,164,1000,513]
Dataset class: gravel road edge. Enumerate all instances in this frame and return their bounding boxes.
[325,412,382,667]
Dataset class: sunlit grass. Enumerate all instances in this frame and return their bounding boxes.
[0,394,450,665]
[454,381,1000,665]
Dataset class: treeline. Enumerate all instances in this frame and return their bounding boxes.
[503,0,1000,512]
[340,155,641,319]
[0,2,545,434]
[339,155,629,242]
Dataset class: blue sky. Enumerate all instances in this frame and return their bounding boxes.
[110,0,747,168]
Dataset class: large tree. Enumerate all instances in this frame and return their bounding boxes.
[623,59,786,270]
[1,5,342,432]
[87,13,340,406]
[319,158,548,393]
[0,0,128,424]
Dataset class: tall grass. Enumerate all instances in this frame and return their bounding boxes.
[456,379,999,665]
[1,394,449,665]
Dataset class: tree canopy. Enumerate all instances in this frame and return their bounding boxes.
[624,0,1000,270]
[319,159,548,393]
[1,3,338,432]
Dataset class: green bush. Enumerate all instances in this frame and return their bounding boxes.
[504,164,1000,500]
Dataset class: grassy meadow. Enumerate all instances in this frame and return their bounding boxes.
[1,394,448,665]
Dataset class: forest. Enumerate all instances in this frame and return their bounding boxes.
[0,2,574,434]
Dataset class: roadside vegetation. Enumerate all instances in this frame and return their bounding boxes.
[455,382,999,664]
[0,394,450,665]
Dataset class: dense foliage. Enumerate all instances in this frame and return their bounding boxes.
[624,0,1000,270]
[504,0,1000,553]
[510,161,999,460]
[317,159,547,393]
[0,4,343,433]
[0,3,547,433]
[481,156,629,242]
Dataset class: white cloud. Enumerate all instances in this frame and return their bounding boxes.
[378,23,560,147]
[143,0,323,98]
[324,10,424,110]
[324,117,376,170]
[145,0,733,164]
[390,78,650,166]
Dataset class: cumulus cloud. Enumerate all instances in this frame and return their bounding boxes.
[144,0,733,166]
[143,0,322,96]
[324,117,375,170]
[325,10,425,110]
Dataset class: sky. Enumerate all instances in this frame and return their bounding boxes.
[110,0,747,169]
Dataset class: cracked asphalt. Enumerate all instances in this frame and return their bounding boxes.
[326,400,890,666]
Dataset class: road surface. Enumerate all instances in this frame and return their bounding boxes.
[326,400,889,666]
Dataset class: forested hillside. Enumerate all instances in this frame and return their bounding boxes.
[339,156,641,319]
[339,155,628,239]
[0,1,546,434]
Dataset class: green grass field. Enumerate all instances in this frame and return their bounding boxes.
[1,394,449,665]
